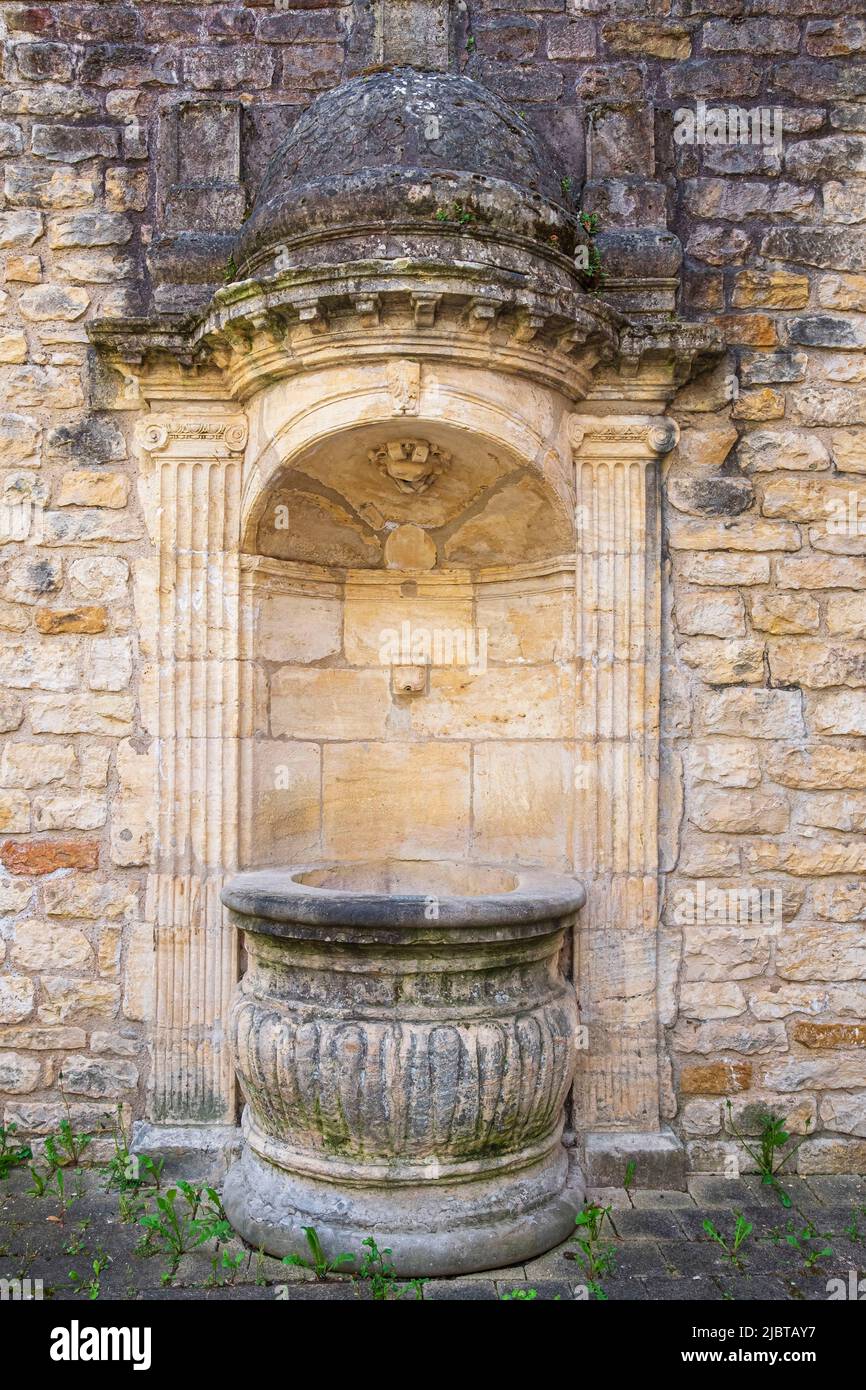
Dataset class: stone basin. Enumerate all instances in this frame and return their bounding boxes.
[222,861,587,1276]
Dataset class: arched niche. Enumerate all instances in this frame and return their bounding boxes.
[236,387,579,876]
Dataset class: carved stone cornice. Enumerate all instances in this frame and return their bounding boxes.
[569,414,680,460]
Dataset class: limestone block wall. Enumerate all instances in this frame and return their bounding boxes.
[242,558,576,871]
[0,0,864,1171]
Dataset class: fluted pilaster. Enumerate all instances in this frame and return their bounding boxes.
[135,412,248,1124]
[570,415,678,1132]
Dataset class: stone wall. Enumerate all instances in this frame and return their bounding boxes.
[0,0,865,1171]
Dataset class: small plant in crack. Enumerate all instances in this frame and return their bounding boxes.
[725,1101,811,1208]
[574,210,603,285]
[0,1122,31,1179]
[566,1201,618,1299]
[63,1219,91,1256]
[500,1286,539,1300]
[703,1212,753,1270]
[282,1225,354,1280]
[208,1247,248,1288]
[356,1236,425,1301]
[137,1182,232,1286]
[844,1204,866,1242]
[44,1117,92,1172]
[69,1248,111,1301]
[28,1161,75,1222]
[103,1104,163,1223]
[772,1217,834,1273]
[434,199,476,226]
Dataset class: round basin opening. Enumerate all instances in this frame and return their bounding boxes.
[294,861,520,897]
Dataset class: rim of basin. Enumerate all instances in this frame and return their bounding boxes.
[221,860,586,929]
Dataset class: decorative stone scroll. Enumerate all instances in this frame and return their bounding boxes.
[134,411,248,1130]
[569,415,679,1155]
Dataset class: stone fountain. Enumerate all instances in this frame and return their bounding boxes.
[91,6,718,1259]
[222,862,586,1274]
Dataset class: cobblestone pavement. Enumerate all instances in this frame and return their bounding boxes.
[1,1168,865,1301]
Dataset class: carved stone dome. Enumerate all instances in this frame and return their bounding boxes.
[235,67,581,284]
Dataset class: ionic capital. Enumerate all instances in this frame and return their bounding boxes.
[568,414,680,461]
[134,413,248,462]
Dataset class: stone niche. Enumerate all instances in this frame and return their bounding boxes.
[93,56,720,1195]
[241,403,578,873]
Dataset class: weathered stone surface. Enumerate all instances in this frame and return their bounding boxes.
[684,740,761,788]
[674,1020,787,1054]
[11,919,92,971]
[31,123,118,163]
[667,473,754,516]
[688,789,789,834]
[677,637,764,684]
[18,284,89,321]
[675,552,770,586]
[0,973,35,1022]
[29,693,135,734]
[795,792,866,832]
[680,1061,752,1095]
[750,591,820,634]
[731,387,785,421]
[732,271,809,309]
[32,792,107,831]
[768,638,866,687]
[0,838,98,874]
[0,210,43,248]
[38,976,118,1025]
[56,471,129,508]
[0,740,76,789]
[35,606,107,634]
[697,686,805,738]
[68,556,129,602]
[1,365,83,410]
[681,1098,723,1136]
[737,429,830,473]
[677,590,747,640]
[0,1052,41,1093]
[59,1056,138,1099]
[681,924,772,983]
[777,924,866,980]
[781,553,866,589]
[819,1094,866,1137]
[793,1021,866,1049]
[48,213,132,248]
[807,688,866,737]
[42,872,134,920]
[667,516,800,551]
[762,1056,866,1091]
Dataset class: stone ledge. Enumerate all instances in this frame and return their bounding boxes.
[132,1122,242,1184]
[582,1127,688,1191]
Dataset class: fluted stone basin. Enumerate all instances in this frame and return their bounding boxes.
[221,861,586,1276]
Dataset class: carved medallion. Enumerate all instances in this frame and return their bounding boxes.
[369,439,450,495]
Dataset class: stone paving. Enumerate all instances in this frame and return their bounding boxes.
[2,1166,865,1302]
